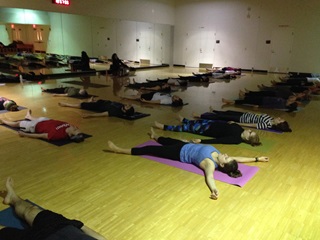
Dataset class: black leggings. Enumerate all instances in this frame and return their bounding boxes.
[131,137,186,161]
[43,87,66,94]
[200,110,243,122]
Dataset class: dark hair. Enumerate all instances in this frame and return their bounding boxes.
[218,160,242,178]
[70,133,85,143]
[271,121,292,132]
[4,101,18,111]
[172,98,184,107]
[124,106,135,116]
[177,80,188,86]
[112,53,118,61]
[287,102,298,112]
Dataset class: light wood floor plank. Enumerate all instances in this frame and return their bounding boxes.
[0,67,319,239]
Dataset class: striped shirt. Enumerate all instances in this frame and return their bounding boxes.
[239,112,273,129]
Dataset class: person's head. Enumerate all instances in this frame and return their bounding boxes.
[241,129,261,146]
[4,100,19,111]
[201,77,209,82]
[286,102,298,112]
[121,104,135,116]
[161,83,171,91]
[81,51,88,58]
[79,89,88,97]
[112,53,119,61]
[171,95,183,107]
[67,125,85,143]
[271,117,292,132]
[216,153,242,178]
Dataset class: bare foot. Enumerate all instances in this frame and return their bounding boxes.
[107,141,119,153]
[25,109,32,119]
[58,102,67,107]
[192,112,200,118]
[107,141,129,154]
[88,96,95,102]
[279,76,287,82]
[18,65,24,73]
[154,121,164,130]
[222,98,234,105]
[148,127,159,140]
[239,90,245,98]
[177,114,184,122]
[2,177,18,205]
[271,80,277,85]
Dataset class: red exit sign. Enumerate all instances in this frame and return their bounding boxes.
[52,0,70,6]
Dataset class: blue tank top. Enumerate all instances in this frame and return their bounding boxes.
[180,144,219,167]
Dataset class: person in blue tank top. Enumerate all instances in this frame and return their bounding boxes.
[107,128,269,200]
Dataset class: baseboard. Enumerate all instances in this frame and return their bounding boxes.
[242,68,268,74]
[173,64,185,67]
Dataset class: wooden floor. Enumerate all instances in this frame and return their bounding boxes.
[0,67,319,240]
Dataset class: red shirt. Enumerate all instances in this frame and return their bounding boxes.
[35,120,70,140]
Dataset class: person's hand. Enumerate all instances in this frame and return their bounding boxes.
[140,98,147,102]
[257,156,269,162]
[210,189,219,200]
[18,131,26,137]
[191,139,201,143]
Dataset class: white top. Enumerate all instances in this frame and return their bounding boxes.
[151,92,172,105]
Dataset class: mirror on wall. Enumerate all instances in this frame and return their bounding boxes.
[0,7,173,65]
[0,23,50,53]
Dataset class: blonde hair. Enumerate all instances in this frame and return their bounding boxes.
[244,132,261,146]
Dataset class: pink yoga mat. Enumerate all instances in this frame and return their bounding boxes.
[136,140,259,187]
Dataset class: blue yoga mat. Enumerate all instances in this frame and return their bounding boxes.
[0,200,40,229]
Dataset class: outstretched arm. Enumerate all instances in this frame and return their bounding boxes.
[140,86,161,91]
[81,225,107,240]
[18,131,49,140]
[82,111,109,118]
[236,122,258,128]
[230,156,269,163]
[140,98,161,104]
[52,93,68,97]
[199,159,219,200]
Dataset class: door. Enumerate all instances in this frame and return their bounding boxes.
[269,27,294,73]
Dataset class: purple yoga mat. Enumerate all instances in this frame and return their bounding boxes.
[136,140,259,187]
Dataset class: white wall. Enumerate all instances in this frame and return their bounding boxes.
[2,0,320,72]
[174,0,320,73]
